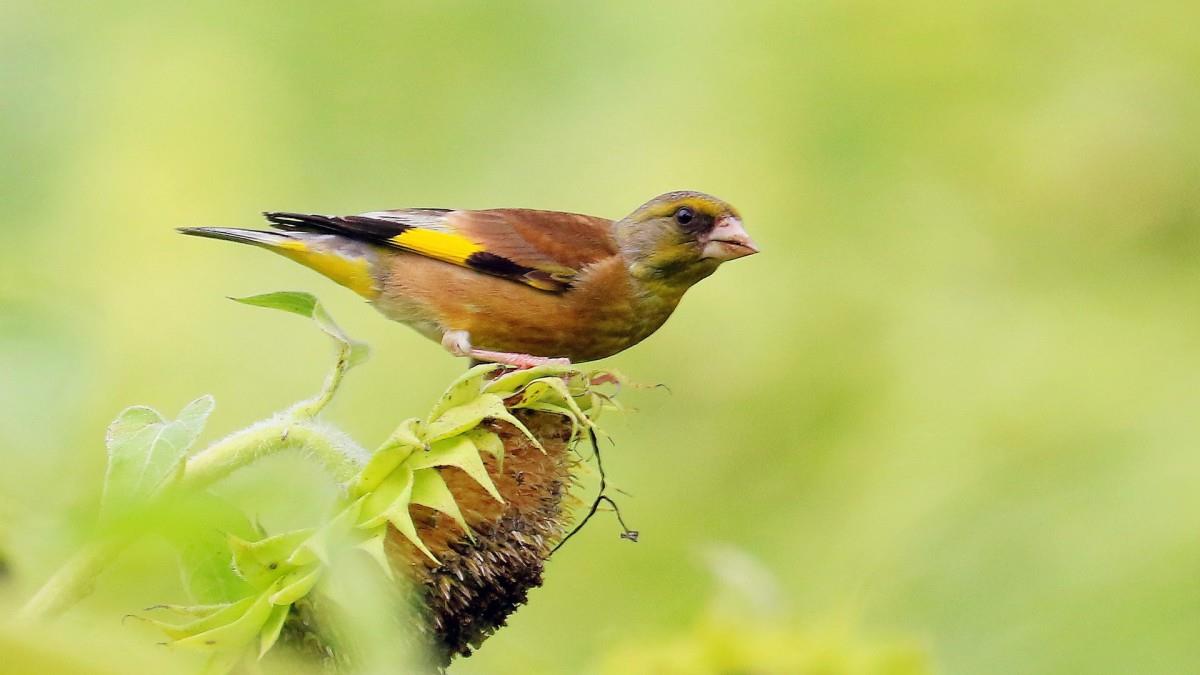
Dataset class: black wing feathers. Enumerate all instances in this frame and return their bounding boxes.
[263,212,413,241]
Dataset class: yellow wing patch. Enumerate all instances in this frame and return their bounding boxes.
[275,240,377,299]
[389,228,485,267]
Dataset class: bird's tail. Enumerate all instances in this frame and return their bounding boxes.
[178,227,380,300]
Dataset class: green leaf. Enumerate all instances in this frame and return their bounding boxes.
[268,565,322,605]
[410,468,472,539]
[424,393,508,443]
[427,363,503,422]
[144,603,233,619]
[388,503,438,564]
[233,292,369,367]
[380,417,424,452]
[356,467,438,563]
[102,395,214,516]
[466,428,505,472]
[354,419,422,496]
[487,407,544,453]
[355,528,394,580]
[519,402,581,442]
[171,492,260,604]
[230,529,313,588]
[515,378,593,427]
[146,597,256,641]
[258,603,290,658]
[172,590,275,651]
[482,363,575,396]
[408,436,502,503]
[357,468,415,530]
[354,445,413,497]
[180,531,254,605]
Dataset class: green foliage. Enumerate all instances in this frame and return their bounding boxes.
[174,494,259,604]
[45,292,619,672]
[600,619,929,675]
[232,292,369,370]
[599,547,930,675]
[143,361,610,667]
[102,396,214,519]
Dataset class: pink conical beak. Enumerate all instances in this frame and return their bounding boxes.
[701,216,760,261]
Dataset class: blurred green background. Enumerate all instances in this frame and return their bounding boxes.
[3,1,1200,673]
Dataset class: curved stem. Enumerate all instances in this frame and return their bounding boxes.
[286,345,352,421]
[182,419,367,489]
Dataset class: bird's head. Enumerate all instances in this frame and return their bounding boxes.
[614,191,759,287]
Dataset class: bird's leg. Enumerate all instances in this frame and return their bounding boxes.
[468,349,571,369]
[441,330,570,369]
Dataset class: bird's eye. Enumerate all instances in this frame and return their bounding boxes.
[674,207,694,226]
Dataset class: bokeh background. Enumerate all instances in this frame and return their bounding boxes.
[3,1,1200,673]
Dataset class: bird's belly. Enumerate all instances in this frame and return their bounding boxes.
[464,300,640,362]
[479,289,679,361]
[374,254,678,362]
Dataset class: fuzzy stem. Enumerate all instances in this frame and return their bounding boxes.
[286,345,351,421]
[181,418,367,489]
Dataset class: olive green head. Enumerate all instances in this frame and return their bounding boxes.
[615,191,758,287]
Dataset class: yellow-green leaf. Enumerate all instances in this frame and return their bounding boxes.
[102,395,214,517]
[466,428,504,472]
[482,364,574,396]
[268,566,322,606]
[170,594,272,650]
[142,598,254,641]
[230,529,312,587]
[354,420,422,496]
[358,468,415,530]
[519,402,581,442]
[233,292,369,368]
[387,501,438,564]
[410,468,472,539]
[355,528,394,580]
[144,603,232,619]
[487,407,544,453]
[424,393,507,443]
[258,603,290,658]
[408,436,502,503]
[427,363,503,422]
[515,378,593,430]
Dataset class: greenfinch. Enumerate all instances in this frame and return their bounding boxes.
[180,191,757,366]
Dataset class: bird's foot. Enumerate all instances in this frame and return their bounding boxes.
[442,330,570,370]
[470,349,570,369]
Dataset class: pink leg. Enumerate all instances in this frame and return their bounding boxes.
[442,330,570,369]
[469,349,570,369]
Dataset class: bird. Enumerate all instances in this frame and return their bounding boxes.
[180,191,758,367]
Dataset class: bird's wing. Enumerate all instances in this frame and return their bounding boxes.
[264,208,617,292]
